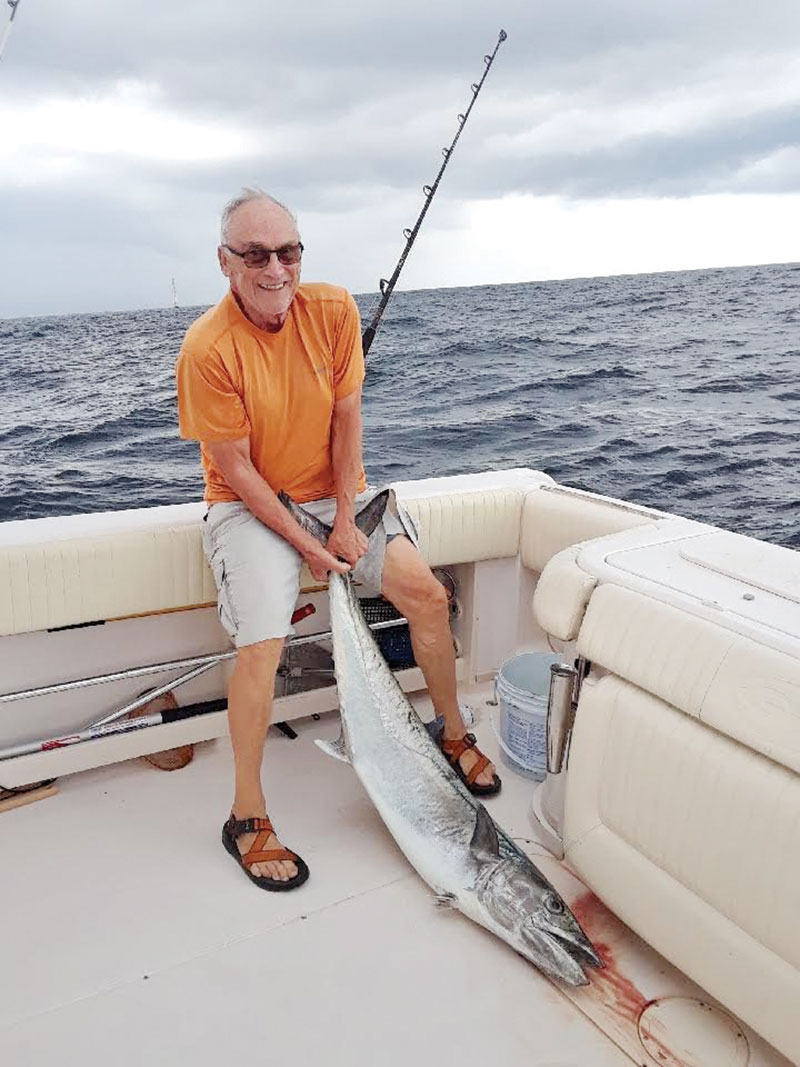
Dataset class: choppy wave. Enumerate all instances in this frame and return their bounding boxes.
[1,262,799,549]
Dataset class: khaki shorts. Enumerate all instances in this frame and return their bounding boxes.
[202,487,417,647]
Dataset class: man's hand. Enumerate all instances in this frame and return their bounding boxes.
[203,438,354,584]
[303,542,351,584]
[326,517,369,568]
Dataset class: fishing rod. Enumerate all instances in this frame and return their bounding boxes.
[0,601,415,762]
[0,0,23,64]
[361,28,507,358]
[0,697,229,763]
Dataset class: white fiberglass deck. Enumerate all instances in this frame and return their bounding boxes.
[3,689,791,1067]
[0,694,632,1067]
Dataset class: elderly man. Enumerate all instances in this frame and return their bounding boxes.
[176,188,500,892]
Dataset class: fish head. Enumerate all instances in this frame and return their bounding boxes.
[475,857,601,986]
[469,806,601,986]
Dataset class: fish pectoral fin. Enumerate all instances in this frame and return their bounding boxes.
[434,892,457,909]
[315,734,351,764]
[469,804,501,863]
[424,715,444,743]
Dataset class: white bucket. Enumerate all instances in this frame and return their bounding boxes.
[493,653,563,780]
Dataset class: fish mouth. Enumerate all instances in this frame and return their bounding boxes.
[550,926,604,971]
[520,923,603,987]
[520,927,591,987]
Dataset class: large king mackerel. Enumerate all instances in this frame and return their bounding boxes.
[280,491,602,986]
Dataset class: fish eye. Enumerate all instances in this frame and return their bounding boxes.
[544,894,565,916]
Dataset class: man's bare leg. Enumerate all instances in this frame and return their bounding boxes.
[380,536,496,787]
[228,637,298,881]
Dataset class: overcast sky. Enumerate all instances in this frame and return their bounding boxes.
[1,0,799,318]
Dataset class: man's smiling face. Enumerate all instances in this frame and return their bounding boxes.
[218,198,302,331]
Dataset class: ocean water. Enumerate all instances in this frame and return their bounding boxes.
[1,262,799,547]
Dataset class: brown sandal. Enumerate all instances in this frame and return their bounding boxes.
[222,814,309,891]
[439,732,502,796]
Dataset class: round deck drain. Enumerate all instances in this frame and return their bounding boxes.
[638,997,749,1067]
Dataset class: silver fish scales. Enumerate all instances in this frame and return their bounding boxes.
[281,491,602,986]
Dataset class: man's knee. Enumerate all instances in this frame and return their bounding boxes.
[414,571,449,617]
[235,637,285,681]
[385,555,448,620]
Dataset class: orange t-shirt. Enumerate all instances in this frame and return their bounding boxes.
[176,283,367,504]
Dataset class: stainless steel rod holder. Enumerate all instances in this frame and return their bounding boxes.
[546,663,578,774]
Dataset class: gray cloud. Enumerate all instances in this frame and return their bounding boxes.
[445,102,800,200]
[1,0,799,315]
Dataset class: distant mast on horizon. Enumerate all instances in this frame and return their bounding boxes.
[171,277,178,310]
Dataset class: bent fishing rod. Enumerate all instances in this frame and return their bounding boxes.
[361,28,507,358]
[0,0,23,63]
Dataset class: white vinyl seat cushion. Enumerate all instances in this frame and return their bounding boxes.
[399,487,524,569]
[564,673,800,1065]
[532,546,598,642]
[0,481,530,637]
[0,520,217,636]
[520,486,658,575]
[577,583,800,775]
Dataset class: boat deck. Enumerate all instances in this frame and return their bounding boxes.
[0,690,632,1067]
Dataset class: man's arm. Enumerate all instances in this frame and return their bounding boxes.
[327,387,369,566]
[204,437,349,583]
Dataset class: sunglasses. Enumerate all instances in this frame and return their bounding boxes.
[222,242,304,268]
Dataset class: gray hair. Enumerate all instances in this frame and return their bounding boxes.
[219,188,298,244]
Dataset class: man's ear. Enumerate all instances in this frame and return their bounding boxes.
[217,246,229,277]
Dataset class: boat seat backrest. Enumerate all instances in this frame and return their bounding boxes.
[0,483,530,637]
[522,487,660,641]
[577,582,800,776]
[0,477,663,637]
[519,485,657,575]
[399,487,524,568]
[0,506,215,636]
[531,545,598,642]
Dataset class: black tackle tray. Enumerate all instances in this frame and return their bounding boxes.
[359,596,416,670]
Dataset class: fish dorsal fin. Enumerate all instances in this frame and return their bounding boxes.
[470,804,501,863]
[315,732,351,764]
